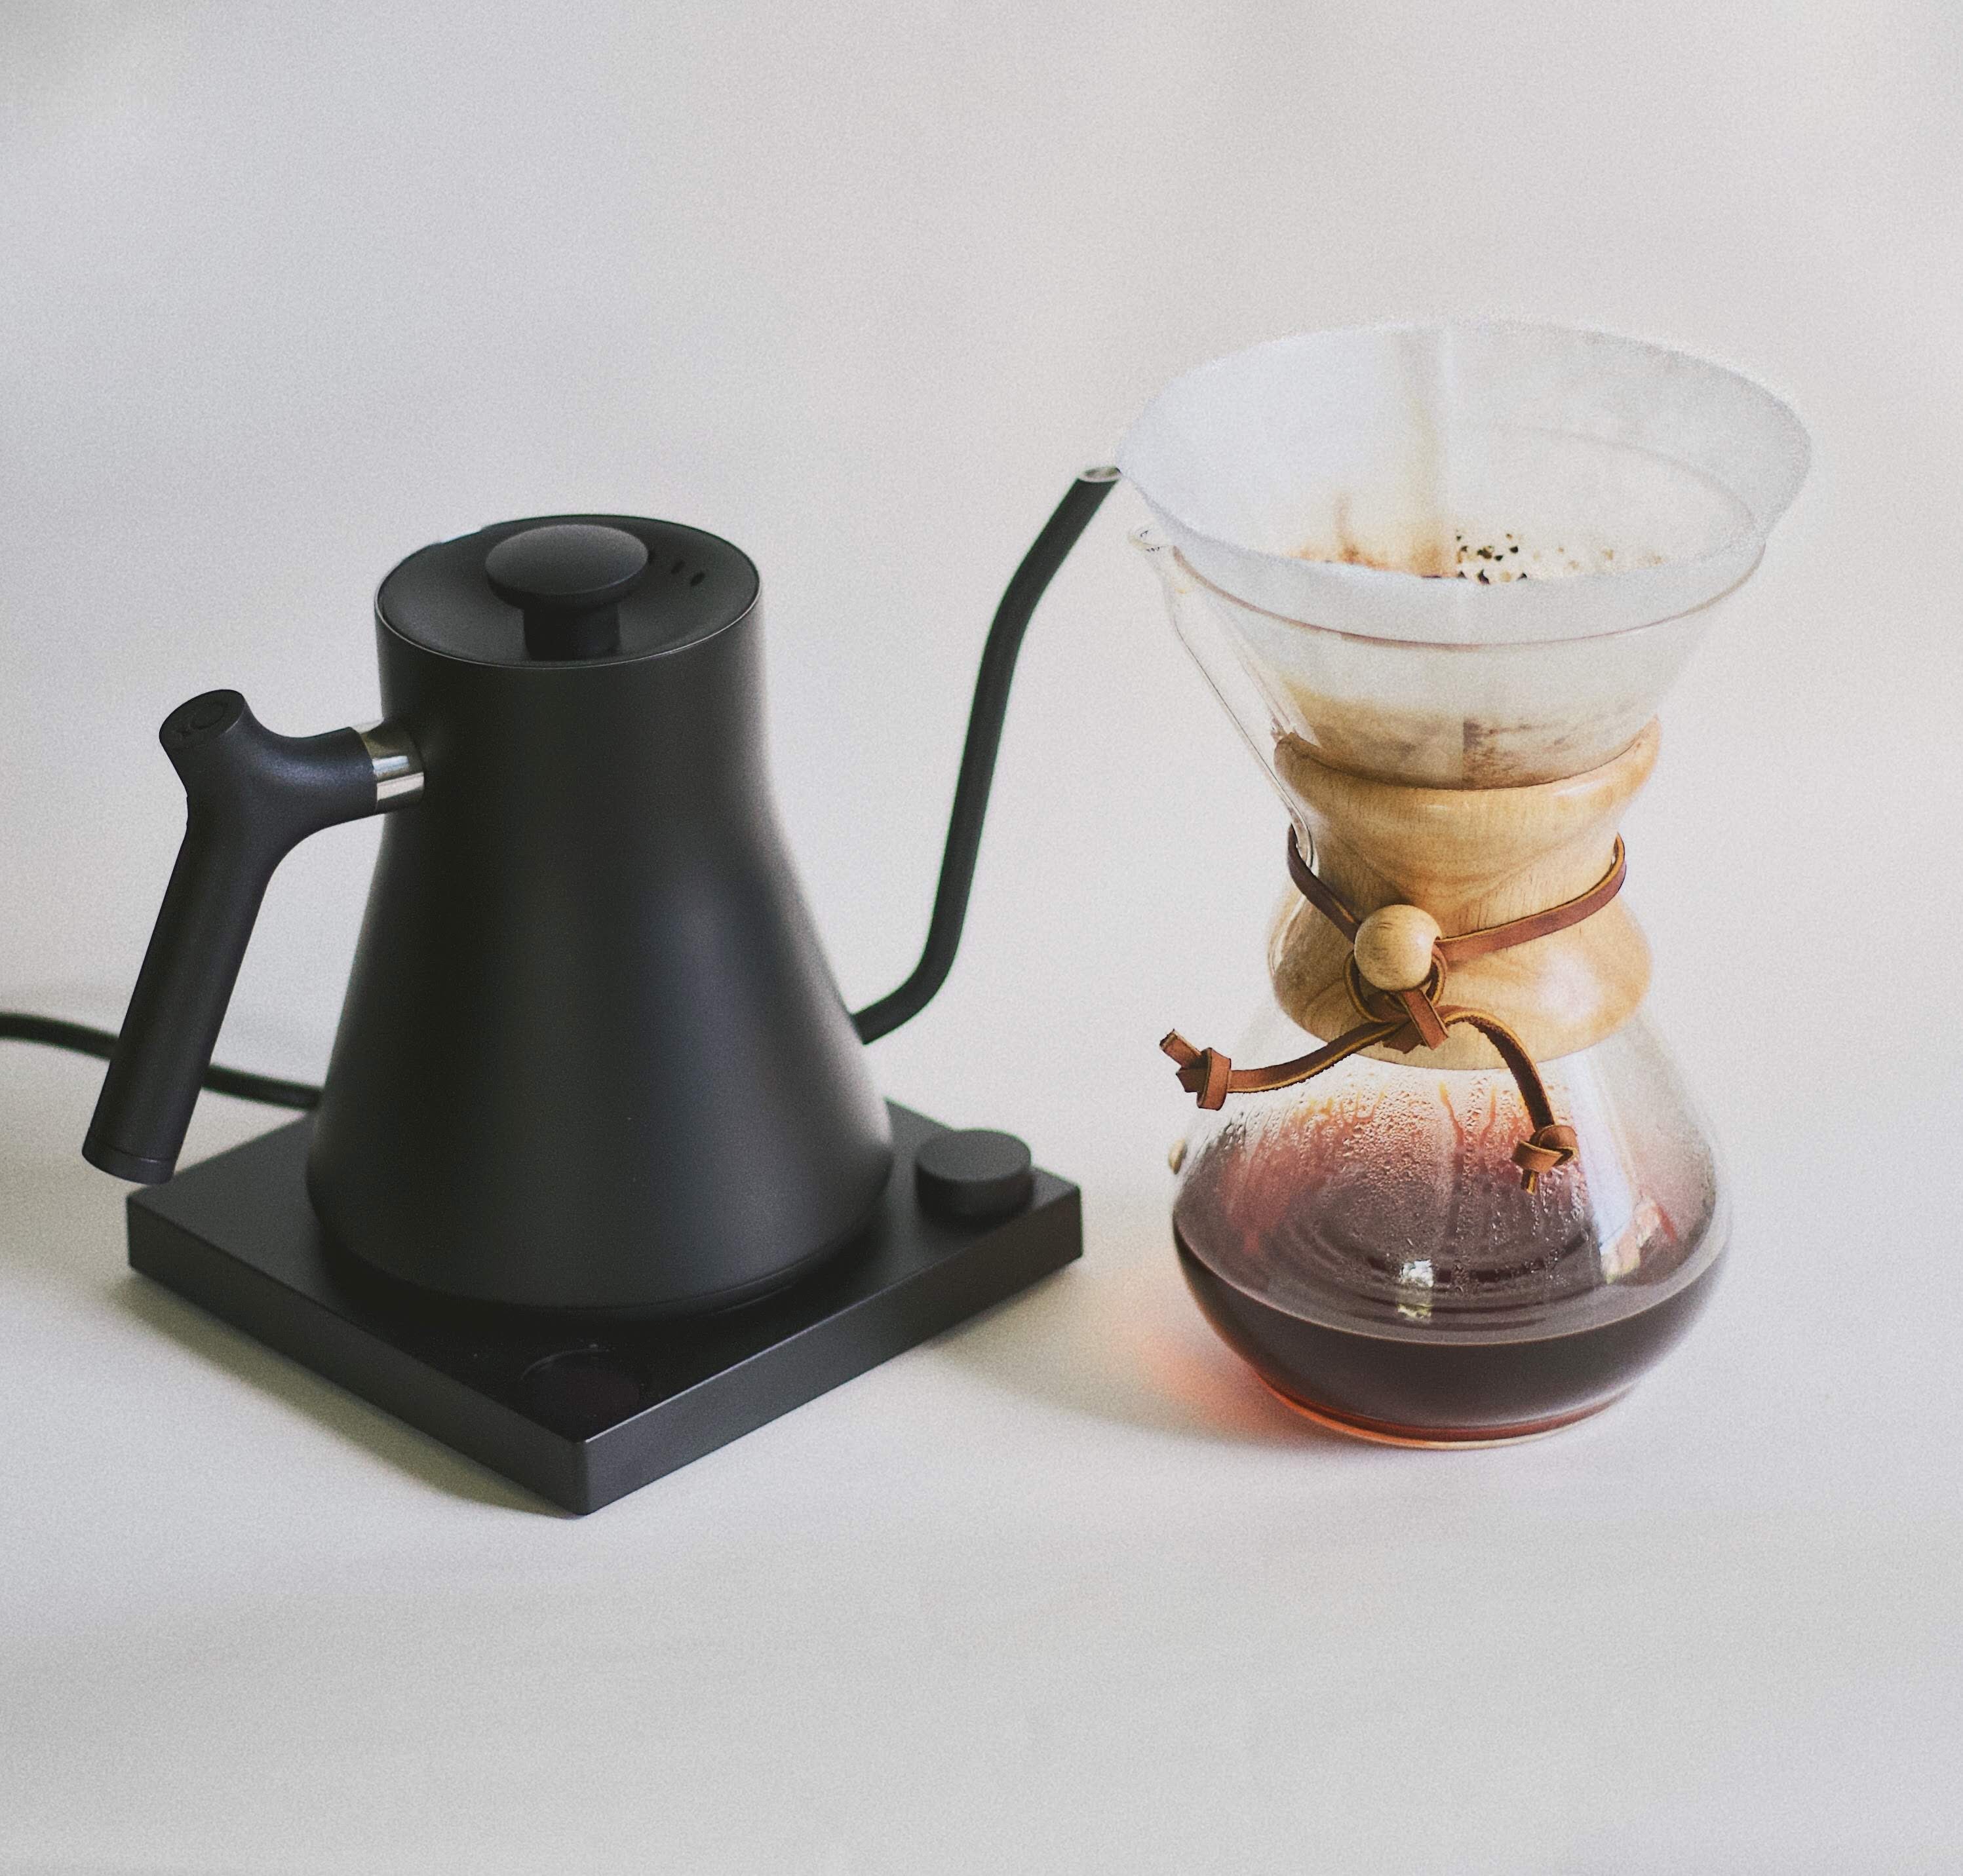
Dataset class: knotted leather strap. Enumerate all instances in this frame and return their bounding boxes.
[1161,831,1625,1191]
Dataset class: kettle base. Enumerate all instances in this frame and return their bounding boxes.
[125,1104,1080,1514]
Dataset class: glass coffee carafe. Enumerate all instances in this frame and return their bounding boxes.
[1121,321,1808,1444]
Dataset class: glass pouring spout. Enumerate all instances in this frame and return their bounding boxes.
[1121,320,1808,789]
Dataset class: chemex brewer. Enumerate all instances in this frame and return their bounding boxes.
[83,318,1805,1501]
[1124,320,1806,1444]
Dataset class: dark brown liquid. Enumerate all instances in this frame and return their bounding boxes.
[1176,1229,1720,1441]
[1170,1063,1722,1441]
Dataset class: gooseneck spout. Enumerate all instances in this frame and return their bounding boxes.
[851,466,1118,1044]
[83,693,421,1183]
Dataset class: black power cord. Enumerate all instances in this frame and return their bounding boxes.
[0,1012,319,1109]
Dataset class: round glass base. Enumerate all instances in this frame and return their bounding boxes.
[1177,1233,1720,1444]
[1170,1009,1727,1441]
[1256,1375,1627,1447]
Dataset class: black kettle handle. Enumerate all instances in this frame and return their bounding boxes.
[83,692,418,1183]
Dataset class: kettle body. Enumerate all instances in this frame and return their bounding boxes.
[85,513,893,1316]
[309,516,893,1313]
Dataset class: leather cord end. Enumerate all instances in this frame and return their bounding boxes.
[1513,1122,1579,1192]
[1396,984,1450,1050]
[1161,1031,1232,1110]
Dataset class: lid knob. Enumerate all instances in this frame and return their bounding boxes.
[484,523,650,660]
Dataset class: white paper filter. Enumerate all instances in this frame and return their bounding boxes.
[1121,322,1808,786]
[1120,321,1806,645]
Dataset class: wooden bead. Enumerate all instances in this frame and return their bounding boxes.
[1353,903,1442,991]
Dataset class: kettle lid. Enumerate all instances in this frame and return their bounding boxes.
[378,513,758,666]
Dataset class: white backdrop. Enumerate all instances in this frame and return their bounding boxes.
[3,3,1960,1870]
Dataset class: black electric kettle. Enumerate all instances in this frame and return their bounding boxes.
[85,475,1115,1316]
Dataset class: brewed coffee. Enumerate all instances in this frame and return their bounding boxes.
[1178,1240,1720,1442]
[1170,1020,1723,1440]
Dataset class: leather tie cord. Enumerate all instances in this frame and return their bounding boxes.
[1161,832,1627,1192]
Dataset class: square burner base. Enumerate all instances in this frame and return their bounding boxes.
[127,1105,1080,1513]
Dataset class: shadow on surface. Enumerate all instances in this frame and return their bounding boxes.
[1,1081,557,1514]
[938,1195,1347,1449]
[113,1273,563,1516]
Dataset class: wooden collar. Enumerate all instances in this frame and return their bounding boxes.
[1162,830,1628,1192]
